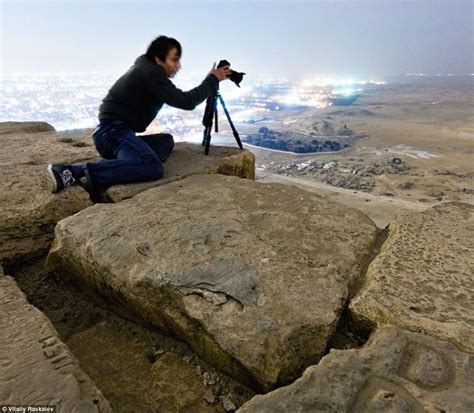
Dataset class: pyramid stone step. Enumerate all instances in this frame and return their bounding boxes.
[350,202,474,352]
[0,270,111,412]
[106,143,255,202]
[238,326,474,412]
[46,174,378,390]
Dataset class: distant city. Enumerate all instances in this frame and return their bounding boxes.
[0,71,380,137]
[1,72,472,143]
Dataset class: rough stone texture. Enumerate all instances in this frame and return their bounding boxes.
[0,274,111,412]
[350,202,474,352]
[0,125,98,264]
[45,174,378,390]
[0,121,56,134]
[238,326,474,413]
[67,320,213,413]
[106,142,255,202]
[0,121,254,265]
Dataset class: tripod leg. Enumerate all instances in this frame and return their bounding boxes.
[205,95,218,154]
[202,125,210,147]
[203,118,213,154]
[204,126,211,155]
[202,93,216,145]
[217,94,243,149]
[202,93,217,153]
[214,107,218,133]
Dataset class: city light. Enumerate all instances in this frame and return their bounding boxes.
[0,72,392,137]
[331,88,356,96]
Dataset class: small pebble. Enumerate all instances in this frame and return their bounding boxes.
[183,353,193,363]
[153,346,165,355]
[221,395,236,411]
[203,389,215,404]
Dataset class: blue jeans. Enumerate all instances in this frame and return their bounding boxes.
[85,119,174,191]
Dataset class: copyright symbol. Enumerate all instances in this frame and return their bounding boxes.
[2,407,8,412]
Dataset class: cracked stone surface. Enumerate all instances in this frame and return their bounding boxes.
[0,272,111,412]
[350,202,474,352]
[238,326,474,413]
[45,173,377,390]
[0,121,254,264]
[0,123,97,263]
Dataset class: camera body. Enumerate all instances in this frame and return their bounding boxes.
[218,59,245,87]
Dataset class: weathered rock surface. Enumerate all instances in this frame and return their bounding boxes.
[67,320,213,413]
[0,121,254,264]
[238,326,474,413]
[0,126,97,263]
[45,174,378,390]
[106,142,255,202]
[350,202,474,352]
[0,121,56,134]
[0,272,111,412]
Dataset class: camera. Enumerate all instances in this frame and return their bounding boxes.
[218,59,245,87]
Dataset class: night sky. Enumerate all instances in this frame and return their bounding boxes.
[2,0,473,79]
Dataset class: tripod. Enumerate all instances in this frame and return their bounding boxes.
[202,85,243,155]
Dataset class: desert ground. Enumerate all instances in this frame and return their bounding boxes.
[239,79,474,227]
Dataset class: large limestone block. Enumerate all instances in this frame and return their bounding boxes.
[0,121,253,264]
[350,202,474,352]
[0,274,111,412]
[46,174,377,390]
[238,326,474,412]
[0,125,98,263]
[105,143,255,202]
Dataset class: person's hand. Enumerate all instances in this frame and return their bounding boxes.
[208,62,232,82]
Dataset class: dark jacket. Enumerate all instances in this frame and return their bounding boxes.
[99,55,219,132]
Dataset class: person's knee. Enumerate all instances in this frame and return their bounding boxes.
[162,134,174,150]
[141,155,164,180]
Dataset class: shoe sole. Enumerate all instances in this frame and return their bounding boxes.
[47,164,59,193]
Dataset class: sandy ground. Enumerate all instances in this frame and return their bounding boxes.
[243,80,474,227]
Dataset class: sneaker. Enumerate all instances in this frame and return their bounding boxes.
[47,164,76,193]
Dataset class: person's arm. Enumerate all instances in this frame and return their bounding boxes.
[149,63,232,110]
[152,74,219,110]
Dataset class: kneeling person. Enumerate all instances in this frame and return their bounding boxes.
[47,35,231,202]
